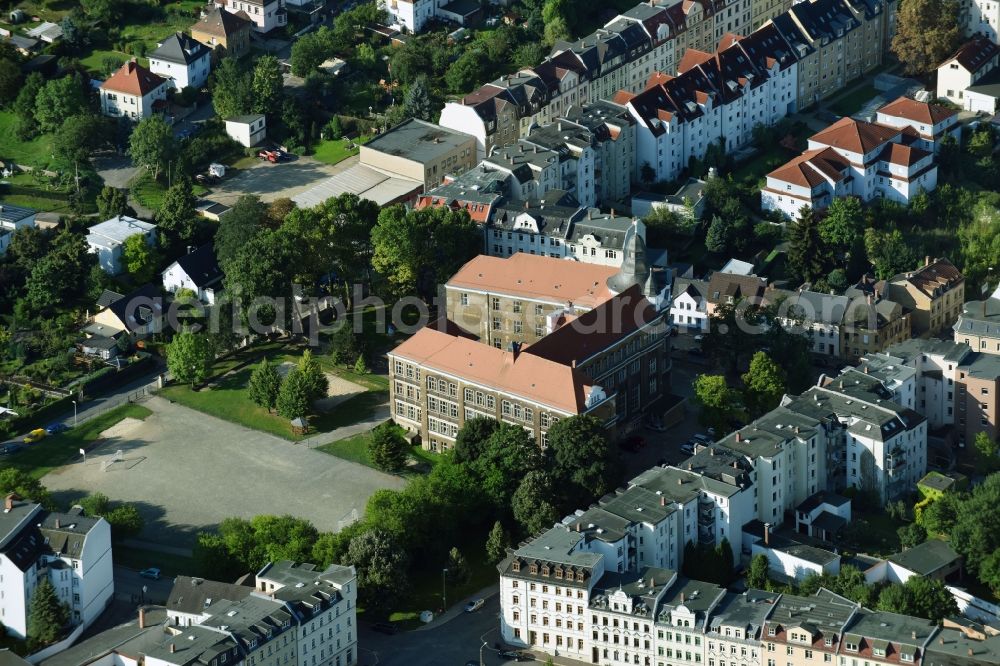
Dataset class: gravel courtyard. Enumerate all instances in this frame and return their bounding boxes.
[42,396,405,546]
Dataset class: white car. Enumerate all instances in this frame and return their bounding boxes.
[464,598,485,613]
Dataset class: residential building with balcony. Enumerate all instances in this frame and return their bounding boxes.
[190,7,253,58]
[0,495,113,639]
[839,609,938,666]
[875,97,960,154]
[99,61,168,121]
[148,32,212,91]
[760,590,858,666]
[704,590,778,666]
[588,567,677,666]
[840,279,912,361]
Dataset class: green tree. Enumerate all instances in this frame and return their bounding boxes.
[276,367,311,420]
[897,522,927,549]
[211,57,253,119]
[27,579,69,650]
[445,50,487,93]
[958,198,1000,293]
[693,374,742,433]
[818,196,864,255]
[705,215,734,254]
[512,470,561,536]
[247,358,282,412]
[547,415,620,510]
[975,431,999,466]
[52,113,105,167]
[742,351,786,418]
[156,180,198,247]
[864,228,918,280]
[474,422,543,511]
[402,75,434,121]
[13,72,44,139]
[96,186,133,219]
[290,29,332,77]
[371,205,481,300]
[81,0,122,23]
[105,503,144,540]
[891,0,961,75]
[979,550,1000,596]
[251,55,284,117]
[454,416,499,464]
[747,553,770,590]
[328,321,362,365]
[344,527,409,612]
[122,233,159,283]
[128,115,176,181]
[877,577,958,622]
[0,56,23,107]
[447,546,470,585]
[167,330,216,387]
[0,469,54,508]
[544,16,571,45]
[23,231,95,315]
[485,520,510,565]
[368,421,409,473]
[788,207,828,284]
[215,195,267,267]
[297,349,328,402]
[35,75,89,134]
[920,493,959,535]
[78,492,111,517]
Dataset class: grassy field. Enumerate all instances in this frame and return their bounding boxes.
[317,426,435,474]
[159,344,387,441]
[830,83,878,117]
[130,172,209,211]
[0,111,54,167]
[312,137,366,165]
[2,404,153,480]
[79,49,146,76]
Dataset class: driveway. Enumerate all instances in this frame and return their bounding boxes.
[95,154,139,190]
[206,154,359,205]
[41,396,405,546]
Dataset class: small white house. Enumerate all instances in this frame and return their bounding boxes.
[99,61,169,120]
[224,114,267,147]
[162,244,223,304]
[87,215,157,276]
[744,522,841,584]
[670,278,709,333]
[148,32,212,91]
[937,37,1000,111]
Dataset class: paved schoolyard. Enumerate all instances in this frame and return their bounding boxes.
[42,397,405,546]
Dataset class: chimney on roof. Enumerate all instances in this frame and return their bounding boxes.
[864,366,869,374]
[867,294,873,305]
[736,432,742,442]
[649,577,654,588]
[4,494,15,511]
[576,522,581,531]
[968,649,974,657]
[55,518,60,529]
[912,631,917,640]
[764,522,771,546]
[681,592,685,603]
[677,477,682,485]
[925,256,931,267]
[660,495,666,506]
[169,644,176,654]
[139,607,146,629]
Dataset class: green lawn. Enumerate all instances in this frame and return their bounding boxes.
[312,137,365,165]
[158,345,387,441]
[829,83,878,117]
[317,428,437,475]
[842,511,905,557]
[130,172,209,211]
[0,111,54,167]
[3,404,153,480]
[79,49,145,76]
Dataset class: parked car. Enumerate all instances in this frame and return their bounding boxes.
[45,423,68,435]
[499,650,529,661]
[23,428,46,444]
[464,598,485,613]
[692,434,714,445]
[680,442,695,455]
[371,622,398,635]
[138,567,161,580]
[0,443,23,455]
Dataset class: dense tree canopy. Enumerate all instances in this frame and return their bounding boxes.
[891,0,961,75]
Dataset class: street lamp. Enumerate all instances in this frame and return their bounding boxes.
[71,400,77,427]
[480,641,487,666]
[441,567,448,611]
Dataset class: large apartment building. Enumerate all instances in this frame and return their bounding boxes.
[440,0,891,167]
[388,249,672,450]
[884,257,965,338]
[0,495,113,639]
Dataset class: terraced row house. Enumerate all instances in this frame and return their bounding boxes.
[439,0,892,170]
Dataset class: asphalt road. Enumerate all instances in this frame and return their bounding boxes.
[361,595,521,666]
[114,565,174,605]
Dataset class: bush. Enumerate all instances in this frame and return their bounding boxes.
[126,40,147,57]
[368,422,408,473]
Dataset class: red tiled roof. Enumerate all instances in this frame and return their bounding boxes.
[767,147,850,187]
[878,142,930,167]
[678,48,714,73]
[100,61,166,96]
[877,96,956,126]
[389,326,596,414]
[809,117,900,155]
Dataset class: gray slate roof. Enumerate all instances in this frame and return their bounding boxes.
[150,32,211,65]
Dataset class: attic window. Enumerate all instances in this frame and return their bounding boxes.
[529,564,538,574]
[768,627,776,636]
[512,561,521,572]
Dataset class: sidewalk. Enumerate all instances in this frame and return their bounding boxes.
[413,583,499,632]
[298,403,390,448]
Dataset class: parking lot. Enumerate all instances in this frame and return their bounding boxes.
[206,154,360,205]
[41,397,405,546]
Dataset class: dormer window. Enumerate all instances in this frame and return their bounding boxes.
[541,565,550,576]
[845,642,858,652]
[529,564,538,574]
[512,561,521,573]
[873,648,885,657]
[824,637,833,647]
[768,627,776,637]
[555,569,563,579]
[900,652,914,663]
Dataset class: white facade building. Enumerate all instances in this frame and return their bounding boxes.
[161,244,223,305]
[217,0,286,33]
[961,0,1000,42]
[99,61,169,121]
[936,37,1000,112]
[87,215,158,276]
[0,495,113,639]
[148,32,211,91]
[670,279,710,333]
[224,114,267,147]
